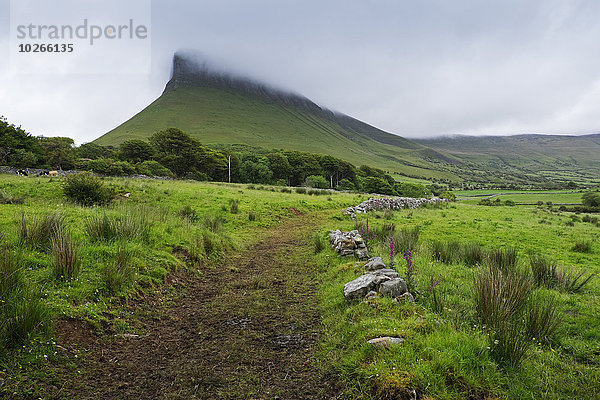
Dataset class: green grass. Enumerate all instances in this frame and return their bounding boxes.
[317,202,600,399]
[0,173,361,397]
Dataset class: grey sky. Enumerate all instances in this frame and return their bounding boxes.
[1,0,600,143]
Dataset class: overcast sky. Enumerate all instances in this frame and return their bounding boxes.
[1,0,600,144]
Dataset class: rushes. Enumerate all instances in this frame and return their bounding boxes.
[19,211,65,250]
[51,228,80,281]
[474,265,532,329]
[487,247,518,274]
[0,245,49,347]
[529,253,594,293]
[390,226,420,253]
[525,293,562,342]
[103,247,136,294]
[85,208,151,242]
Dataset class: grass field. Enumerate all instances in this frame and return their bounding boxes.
[454,190,589,205]
[1,174,599,398]
[317,203,599,399]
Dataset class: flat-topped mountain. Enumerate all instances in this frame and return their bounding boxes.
[95,52,458,181]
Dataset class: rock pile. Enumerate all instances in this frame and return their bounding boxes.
[343,256,415,302]
[329,230,369,259]
[344,197,445,218]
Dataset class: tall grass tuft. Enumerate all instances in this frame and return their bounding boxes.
[529,254,559,288]
[391,226,420,253]
[313,234,325,254]
[203,214,225,233]
[554,268,594,293]
[1,294,49,348]
[430,239,460,264]
[120,208,151,242]
[462,242,485,266]
[85,213,119,242]
[572,240,592,253]
[229,199,239,214]
[529,253,594,293]
[178,205,200,223]
[19,211,65,250]
[474,266,532,329]
[525,293,562,342]
[487,247,518,274]
[0,190,24,204]
[102,247,136,294]
[51,228,80,280]
[488,321,532,368]
[0,245,23,300]
[0,245,49,347]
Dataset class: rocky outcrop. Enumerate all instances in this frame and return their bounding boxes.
[343,257,414,302]
[329,230,369,259]
[344,197,445,217]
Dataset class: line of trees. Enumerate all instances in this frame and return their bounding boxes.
[1,118,445,196]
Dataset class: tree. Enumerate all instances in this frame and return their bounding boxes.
[75,143,116,160]
[149,128,227,179]
[361,176,396,195]
[239,155,273,183]
[267,153,292,183]
[582,192,600,208]
[0,116,44,167]
[395,182,426,198]
[305,175,328,189]
[38,137,76,169]
[119,139,155,163]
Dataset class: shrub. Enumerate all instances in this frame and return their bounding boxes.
[19,211,65,250]
[51,228,80,280]
[136,160,173,178]
[63,172,115,206]
[572,240,592,253]
[280,187,292,193]
[295,187,307,194]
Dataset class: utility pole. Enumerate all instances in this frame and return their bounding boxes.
[228,155,231,183]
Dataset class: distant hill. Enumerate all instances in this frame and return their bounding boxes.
[415,135,600,185]
[95,52,459,181]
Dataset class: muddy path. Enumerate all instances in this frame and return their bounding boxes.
[51,213,341,399]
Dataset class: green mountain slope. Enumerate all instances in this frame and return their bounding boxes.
[415,135,600,184]
[96,53,459,181]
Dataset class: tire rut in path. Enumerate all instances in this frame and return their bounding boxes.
[58,213,338,400]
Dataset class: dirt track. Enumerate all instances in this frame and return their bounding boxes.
[52,213,339,399]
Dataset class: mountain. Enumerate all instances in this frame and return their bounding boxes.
[415,135,600,185]
[95,52,459,181]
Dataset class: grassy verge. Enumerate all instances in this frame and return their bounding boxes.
[316,203,599,399]
[0,174,362,397]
